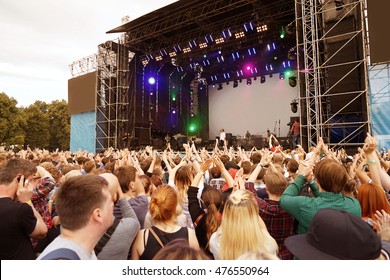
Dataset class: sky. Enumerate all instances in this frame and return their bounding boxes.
[0,0,178,107]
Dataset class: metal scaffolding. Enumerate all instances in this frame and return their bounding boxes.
[296,0,370,151]
[95,39,134,152]
[69,54,98,77]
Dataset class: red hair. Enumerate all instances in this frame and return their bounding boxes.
[357,183,390,231]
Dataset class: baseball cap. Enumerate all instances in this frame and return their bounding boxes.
[285,208,382,260]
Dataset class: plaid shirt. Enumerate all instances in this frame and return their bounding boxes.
[32,177,56,229]
[209,178,226,190]
[258,199,295,260]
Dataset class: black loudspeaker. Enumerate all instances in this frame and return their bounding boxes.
[153,139,164,150]
[225,133,232,146]
[253,136,263,149]
[325,16,365,114]
[278,137,291,150]
[135,127,150,146]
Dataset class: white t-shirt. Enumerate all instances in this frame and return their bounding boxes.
[37,235,97,260]
[220,131,226,141]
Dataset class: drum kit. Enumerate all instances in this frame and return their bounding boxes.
[236,133,265,149]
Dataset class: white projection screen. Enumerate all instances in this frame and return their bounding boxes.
[208,75,298,140]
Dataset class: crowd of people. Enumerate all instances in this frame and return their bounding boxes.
[1,132,390,260]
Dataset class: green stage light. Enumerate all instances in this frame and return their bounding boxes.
[189,124,196,132]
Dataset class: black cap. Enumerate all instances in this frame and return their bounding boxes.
[285,208,382,260]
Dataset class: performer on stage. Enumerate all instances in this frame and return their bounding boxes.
[164,133,171,149]
[219,129,226,147]
[289,118,300,149]
[245,130,251,140]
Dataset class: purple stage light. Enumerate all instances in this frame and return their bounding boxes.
[148,77,156,85]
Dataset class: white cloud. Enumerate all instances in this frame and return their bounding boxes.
[0,0,177,107]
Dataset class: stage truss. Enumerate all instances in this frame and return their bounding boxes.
[95,39,134,152]
[296,0,371,151]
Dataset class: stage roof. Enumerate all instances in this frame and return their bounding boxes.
[107,0,296,55]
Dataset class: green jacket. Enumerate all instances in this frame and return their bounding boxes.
[280,175,362,234]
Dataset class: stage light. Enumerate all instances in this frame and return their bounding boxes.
[215,37,224,44]
[234,31,245,39]
[261,76,266,83]
[280,26,286,38]
[246,78,252,86]
[217,55,224,63]
[291,100,298,113]
[148,77,156,85]
[173,45,182,53]
[288,47,296,60]
[279,73,284,80]
[205,34,214,44]
[243,22,254,33]
[217,83,223,90]
[256,24,268,32]
[233,80,238,88]
[222,28,232,39]
[189,40,197,48]
[289,76,297,87]
[160,49,168,57]
[199,42,207,49]
[189,124,196,132]
[172,110,176,114]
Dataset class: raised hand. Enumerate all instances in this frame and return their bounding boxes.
[16,175,33,203]
[374,210,390,241]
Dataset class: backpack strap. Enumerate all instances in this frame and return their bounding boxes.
[40,248,80,260]
[94,218,120,256]
[149,227,165,248]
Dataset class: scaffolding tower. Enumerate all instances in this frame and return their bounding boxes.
[96,39,134,152]
[296,0,370,151]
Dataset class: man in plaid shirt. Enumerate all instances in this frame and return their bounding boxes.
[31,166,57,252]
[258,171,295,260]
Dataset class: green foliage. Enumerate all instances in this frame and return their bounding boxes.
[0,92,70,150]
[0,92,26,146]
[23,102,50,149]
[48,100,70,151]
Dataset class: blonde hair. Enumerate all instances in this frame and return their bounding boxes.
[219,189,278,260]
[174,165,193,205]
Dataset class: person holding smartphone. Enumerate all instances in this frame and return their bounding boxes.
[0,159,47,259]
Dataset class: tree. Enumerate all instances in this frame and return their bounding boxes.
[23,102,50,149]
[47,100,70,151]
[0,92,26,147]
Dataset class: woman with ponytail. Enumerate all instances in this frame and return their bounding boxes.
[131,185,199,260]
